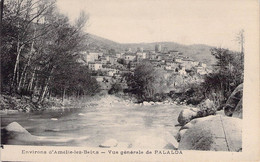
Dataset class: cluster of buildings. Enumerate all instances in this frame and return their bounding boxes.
[78,44,211,90]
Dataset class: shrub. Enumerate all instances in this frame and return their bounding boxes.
[108,83,123,94]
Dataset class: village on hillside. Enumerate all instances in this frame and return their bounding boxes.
[78,44,212,91]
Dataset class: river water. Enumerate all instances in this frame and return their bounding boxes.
[1,101,185,148]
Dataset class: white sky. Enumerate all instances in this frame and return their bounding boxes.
[56,0,258,51]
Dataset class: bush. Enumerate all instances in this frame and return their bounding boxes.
[108,83,123,94]
[124,62,166,101]
[201,48,244,109]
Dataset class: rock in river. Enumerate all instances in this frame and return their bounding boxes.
[178,115,242,151]
[177,107,200,125]
[99,139,118,148]
[5,122,30,133]
[2,122,37,145]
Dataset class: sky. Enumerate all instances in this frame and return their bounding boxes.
[56,0,258,51]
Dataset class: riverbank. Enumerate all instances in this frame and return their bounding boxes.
[0,93,187,114]
[0,94,68,113]
[0,93,134,113]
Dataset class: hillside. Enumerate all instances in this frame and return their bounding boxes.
[87,34,216,66]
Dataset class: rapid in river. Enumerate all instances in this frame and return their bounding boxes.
[1,96,186,148]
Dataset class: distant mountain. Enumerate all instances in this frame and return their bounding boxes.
[86,34,216,66]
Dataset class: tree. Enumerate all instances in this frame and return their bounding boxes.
[236,29,245,54]
[124,62,166,101]
[202,48,244,108]
[1,0,100,107]
[1,0,55,93]
[108,82,122,94]
[35,8,89,102]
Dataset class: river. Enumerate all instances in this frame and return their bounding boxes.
[1,98,186,148]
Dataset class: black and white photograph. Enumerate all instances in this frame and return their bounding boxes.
[0,0,259,161]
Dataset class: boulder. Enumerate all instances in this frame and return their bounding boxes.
[177,108,200,125]
[216,110,225,116]
[2,122,37,145]
[179,115,242,152]
[99,139,118,148]
[224,83,243,117]
[176,129,187,142]
[5,122,30,134]
[176,115,216,142]
[143,101,150,106]
[232,98,242,119]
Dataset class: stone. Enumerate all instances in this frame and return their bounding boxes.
[216,110,225,116]
[176,115,216,142]
[176,129,187,142]
[224,83,243,117]
[99,139,118,148]
[232,98,242,119]
[177,108,200,125]
[178,115,242,152]
[3,122,37,145]
[5,122,30,134]
[143,101,150,106]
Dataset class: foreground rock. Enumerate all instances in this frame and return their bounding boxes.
[2,122,87,145]
[177,108,200,125]
[178,115,242,151]
[2,122,37,145]
[177,99,216,126]
[176,115,216,142]
[224,83,243,118]
[232,98,242,119]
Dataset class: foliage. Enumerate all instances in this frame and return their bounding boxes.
[201,48,244,109]
[108,82,123,94]
[1,0,100,105]
[124,62,166,101]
